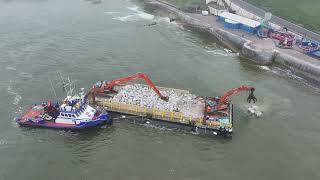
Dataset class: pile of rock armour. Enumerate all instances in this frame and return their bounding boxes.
[112,84,204,119]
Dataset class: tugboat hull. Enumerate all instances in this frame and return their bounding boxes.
[16,113,111,130]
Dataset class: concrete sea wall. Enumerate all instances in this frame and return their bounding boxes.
[274,52,320,83]
[143,0,320,85]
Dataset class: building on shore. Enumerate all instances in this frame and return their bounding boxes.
[218,12,261,34]
[206,1,273,36]
[206,0,228,16]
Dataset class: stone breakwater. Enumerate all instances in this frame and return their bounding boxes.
[143,0,320,85]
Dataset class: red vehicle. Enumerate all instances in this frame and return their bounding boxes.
[271,31,295,49]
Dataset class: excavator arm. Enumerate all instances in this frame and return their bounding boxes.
[91,73,169,102]
[216,85,257,110]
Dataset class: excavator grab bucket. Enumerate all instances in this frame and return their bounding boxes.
[161,96,169,102]
[247,88,257,103]
[216,85,257,110]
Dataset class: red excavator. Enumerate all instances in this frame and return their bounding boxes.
[218,85,256,109]
[206,85,256,113]
[90,72,169,104]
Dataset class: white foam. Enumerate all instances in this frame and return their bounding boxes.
[246,104,263,117]
[224,48,232,53]
[5,66,16,71]
[112,6,154,22]
[11,117,19,128]
[156,17,179,27]
[266,67,317,90]
[0,138,8,146]
[13,94,22,105]
[157,17,170,23]
[105,11,121,15]
[283,69,304,81]
[258,65,271,71]
[7,80,17,95]
[112,14,136,22]
[127,5,154,20]
[127,5,139,12]
[136,12,154,20]
[112,12,154,22]
[7,80,22,106]
[206,49,236,57]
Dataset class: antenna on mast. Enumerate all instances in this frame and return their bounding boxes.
[58,72,76,97]
[49,77,57,98]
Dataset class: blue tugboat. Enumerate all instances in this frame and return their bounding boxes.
[17,75,111,130]
[16,94,110,130]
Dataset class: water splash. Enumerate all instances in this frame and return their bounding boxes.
[104,11,121,15]
[205,49,236,57]
[111,6,154,22]
[7,80,22,106]
[258,66,320,91]
[112,14,136,22]
[7,80,23,127]
[11,117,19,128]
[258,65,271,71]
[156,17,180,27]
[223,48,232,53]
[127,5,139,12]
[13,95,22,106]
[247,104,263,117]
[0,138,8,146]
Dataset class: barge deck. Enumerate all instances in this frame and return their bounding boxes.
[88,83,235,136]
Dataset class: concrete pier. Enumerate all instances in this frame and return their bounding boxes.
[144,0,320,85]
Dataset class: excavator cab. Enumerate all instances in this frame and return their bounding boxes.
[94,81,103,88]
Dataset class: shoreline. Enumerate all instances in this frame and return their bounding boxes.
[142,0,320,86]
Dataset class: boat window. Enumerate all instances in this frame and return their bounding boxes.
[68,114,72,118]
[72,115,76,118]
[61,113,65,116]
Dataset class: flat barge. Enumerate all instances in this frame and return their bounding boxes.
[87,73,256,136]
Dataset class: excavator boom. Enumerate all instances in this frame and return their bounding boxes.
[217,85,256,110]
[92,72,168,102]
